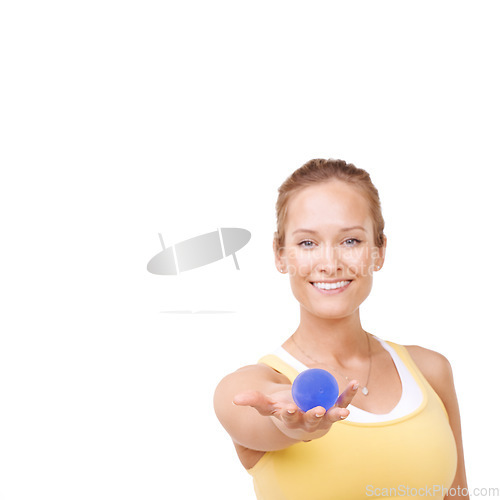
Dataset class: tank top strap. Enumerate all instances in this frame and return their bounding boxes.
[383,340,449,420]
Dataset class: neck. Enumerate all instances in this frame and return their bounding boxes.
[292,306,369,364]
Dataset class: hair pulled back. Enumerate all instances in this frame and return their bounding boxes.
[274,158,386,251]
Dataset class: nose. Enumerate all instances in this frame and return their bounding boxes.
[315,244,342,274]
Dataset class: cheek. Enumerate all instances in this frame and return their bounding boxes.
[357,277,374,303]
[342,248,372,276]
[288,278,313,307]
[296,256,316,276]
[286,249,316,276]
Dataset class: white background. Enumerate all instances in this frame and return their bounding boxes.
[1,1,499,499]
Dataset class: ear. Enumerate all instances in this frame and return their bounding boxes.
[375,235,387,271]
[273,236,286,273]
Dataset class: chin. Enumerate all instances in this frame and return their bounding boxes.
[302,302,354,320]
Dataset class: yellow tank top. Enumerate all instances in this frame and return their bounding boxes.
[247,340,458,500]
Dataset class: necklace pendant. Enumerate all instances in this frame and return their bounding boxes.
[361,386,369,396]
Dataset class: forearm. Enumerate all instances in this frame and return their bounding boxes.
[234,410,304,451]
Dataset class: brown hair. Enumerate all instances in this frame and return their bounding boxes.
[274,158,386,250]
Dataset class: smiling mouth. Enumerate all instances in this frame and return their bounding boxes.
[311,280,352,290]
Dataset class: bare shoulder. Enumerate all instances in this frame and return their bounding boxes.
[404,344,455,399]
[404,344,452,376]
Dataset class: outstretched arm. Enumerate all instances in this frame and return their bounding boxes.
[214,363,358,452]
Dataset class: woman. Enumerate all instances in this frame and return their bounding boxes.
[213,159,468,499]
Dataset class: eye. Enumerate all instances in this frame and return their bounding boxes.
[344,238,361,246]
[299,240,315,248]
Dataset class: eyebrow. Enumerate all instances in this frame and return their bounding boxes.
[292,226,367,235]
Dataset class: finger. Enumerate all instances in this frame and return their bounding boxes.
[279,404,302,426]
[325,406,350,424]
[232,390,278,417]
[334,380,360,409]
[303,406,327,431]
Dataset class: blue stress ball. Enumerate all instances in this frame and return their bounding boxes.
[292,368,339,413]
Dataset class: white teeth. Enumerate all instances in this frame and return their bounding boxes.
[312,281,351,290]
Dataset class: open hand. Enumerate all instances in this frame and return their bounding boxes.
[233,379,359,441]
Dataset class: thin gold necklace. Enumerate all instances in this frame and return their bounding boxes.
[291,331,372,396]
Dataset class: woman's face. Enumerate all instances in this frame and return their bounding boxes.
[274,180,387,319]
